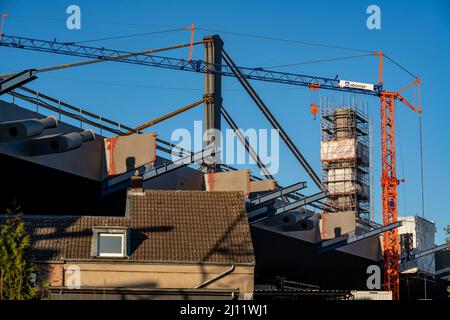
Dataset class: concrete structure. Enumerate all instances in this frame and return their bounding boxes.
[205,170,251,196]
[249,180,276,193]
[0,100,104,181]
[104,132,156,177]
[398,215,436,274]
[250,222,382,290]
[5,190,255,300]
[0,100,207,216]
[435,250,450,281]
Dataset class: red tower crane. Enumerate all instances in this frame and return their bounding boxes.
[375,53,422,299]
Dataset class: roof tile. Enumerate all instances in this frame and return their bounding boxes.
[5,190,254,265]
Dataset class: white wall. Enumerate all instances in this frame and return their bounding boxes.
[398,216,436,274]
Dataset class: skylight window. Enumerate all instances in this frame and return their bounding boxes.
[98,233,124,257]
[91,227,129,258]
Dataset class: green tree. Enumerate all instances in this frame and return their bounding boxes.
[445,225,450,244]
[0,204,38,300]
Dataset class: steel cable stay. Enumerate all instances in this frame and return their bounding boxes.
[263,53,374,69]
[220,105,274,180]
[5,14,373,53]
[222,49,322,188]
[65,28,187,45]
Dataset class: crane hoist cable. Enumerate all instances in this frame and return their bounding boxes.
[0,40,204,78]
[416,81,425,218]
[222,49,322,189]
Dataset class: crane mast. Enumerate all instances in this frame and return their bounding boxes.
[380,91,400,299]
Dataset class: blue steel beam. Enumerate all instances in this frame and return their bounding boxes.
[103,146,218,195]
[0,69,37,95]
[248,190,328,223]
[399,242,449,263]
[0,35,380,95]
[318,221,402,254]
[247,181,307,208]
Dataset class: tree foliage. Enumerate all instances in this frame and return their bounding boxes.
[0,204,38,300]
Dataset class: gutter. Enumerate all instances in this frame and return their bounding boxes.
[195,264,235,289]
[33,258,254,267]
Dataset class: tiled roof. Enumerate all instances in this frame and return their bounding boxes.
[4,191,254,265]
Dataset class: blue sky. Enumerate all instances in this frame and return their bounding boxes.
[0,0,449,242]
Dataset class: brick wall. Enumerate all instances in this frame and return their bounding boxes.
[34,263,64,287]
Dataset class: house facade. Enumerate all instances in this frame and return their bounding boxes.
[18,190,255,300]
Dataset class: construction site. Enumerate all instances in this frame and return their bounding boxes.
[0,2,449,303]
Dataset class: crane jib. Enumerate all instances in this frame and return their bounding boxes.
[0,35,380,96]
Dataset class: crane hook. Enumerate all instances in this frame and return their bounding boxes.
[310,103,319,119]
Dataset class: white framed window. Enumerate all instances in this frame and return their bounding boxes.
[98,233,124,257]
[91,227,129,258]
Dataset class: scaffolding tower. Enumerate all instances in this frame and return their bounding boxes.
[320,97,371,222]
